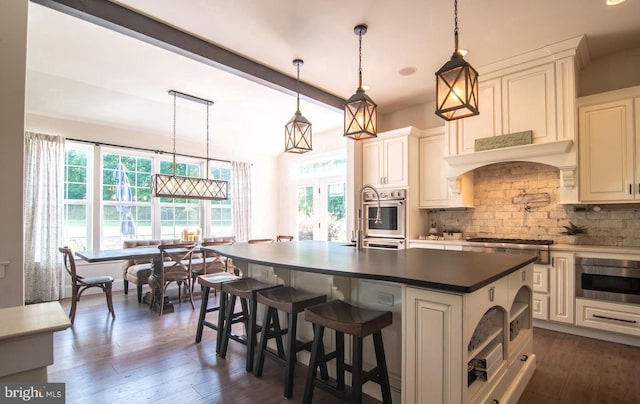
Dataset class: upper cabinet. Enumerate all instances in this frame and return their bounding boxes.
[578,86,640,203]
[419,127,473,209]
[362,128,418,189]
[452,63,558,155]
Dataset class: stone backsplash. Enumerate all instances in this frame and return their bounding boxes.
[428,162,640,247]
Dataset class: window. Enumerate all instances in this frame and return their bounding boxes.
[61,142,233,250]
[63,144,92,251]
[101,153,153,249]
[158,159,201,240]
[292,156,347,241]
[209,163,233,236]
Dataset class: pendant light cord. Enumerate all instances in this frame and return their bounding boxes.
[454,0,459,52]
[206,103,210,179]
[172,91,177,176]
[358,29,363,90]
[296,62,301,112]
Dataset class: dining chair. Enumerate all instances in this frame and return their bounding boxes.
[155,242,198,316]
[276,235,294,242]
[58,246,115,324]
[248,238,275,244]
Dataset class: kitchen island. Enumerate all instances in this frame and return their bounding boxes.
[206,241,537,404]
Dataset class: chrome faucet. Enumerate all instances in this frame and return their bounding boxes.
[356,184,382,250]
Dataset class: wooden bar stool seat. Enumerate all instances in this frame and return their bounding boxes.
[254,286,328,398]
[194,272,241,353]
[218,278,282,371]
[303,300,393,404]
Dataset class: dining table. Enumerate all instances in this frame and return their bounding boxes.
[75,246,179,314]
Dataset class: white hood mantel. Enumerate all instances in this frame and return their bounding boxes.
[443,139,579,204]
[443,139,574,169]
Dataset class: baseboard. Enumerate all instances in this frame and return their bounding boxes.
[533,320,640,347]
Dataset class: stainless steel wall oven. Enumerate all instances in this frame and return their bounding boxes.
[362,188,406,239]
[576,257,640,304]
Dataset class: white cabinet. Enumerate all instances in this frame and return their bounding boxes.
[449,61,565,156]
[419,127,474,208]
[362,135,408,188]
[549,252,575,324]
[403,264,535,404]
[576,298,640,337]
[532,264,550,320]
[578,87,640,202]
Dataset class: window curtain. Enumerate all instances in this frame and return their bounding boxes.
[231,161,251,242]
[24,132,66,303]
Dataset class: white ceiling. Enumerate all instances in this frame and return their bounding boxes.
[26,0,640,156]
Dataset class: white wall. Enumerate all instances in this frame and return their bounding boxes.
[580,47,640,97]
[0,0,28,308]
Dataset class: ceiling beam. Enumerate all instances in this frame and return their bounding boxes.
[30,0,346,111]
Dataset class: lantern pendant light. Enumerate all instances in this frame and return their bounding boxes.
[284,59,312,153]
[344,24,378,140]
[435,0,479,121]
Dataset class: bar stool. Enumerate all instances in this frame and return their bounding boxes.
[303,300,393,404]
[218,278,282,371]
[194,272,241,353]
[254,286,328,398]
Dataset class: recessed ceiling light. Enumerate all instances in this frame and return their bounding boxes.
[606,0,625,5]
[399,67,417,76]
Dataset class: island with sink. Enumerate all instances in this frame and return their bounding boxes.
[206,240,536,403]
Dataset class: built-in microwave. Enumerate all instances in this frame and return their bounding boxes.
[576,257,640,305]
[363,188,406,239]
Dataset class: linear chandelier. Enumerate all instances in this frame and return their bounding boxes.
[435,0,479,121]
[151,90,228,200]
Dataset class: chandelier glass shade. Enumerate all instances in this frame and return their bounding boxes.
[284,59,312,153]
[344,24,377,140]
[151,90,228,200]
[435,0,479,121]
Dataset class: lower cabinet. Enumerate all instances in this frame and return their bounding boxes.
[576,298,640,337]
[549,252,575,324]
[402,264,535,404]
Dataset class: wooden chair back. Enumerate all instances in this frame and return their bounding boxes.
[276,235,294,242]
[158,243,198,278]
[59,246,79,284]
[248,238,274,244]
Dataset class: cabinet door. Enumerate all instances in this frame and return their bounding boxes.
[419,135,449,207]
[502,63,556,143]
[362,140,384,188]
[549,252,575,324]
[383,136,408,187]
[403,287,463,404]
[579,99,635,202]
[456,78,502,154]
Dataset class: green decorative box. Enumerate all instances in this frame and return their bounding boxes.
[474,130,533,152]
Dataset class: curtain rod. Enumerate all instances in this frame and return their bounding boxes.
[65,137,231,164]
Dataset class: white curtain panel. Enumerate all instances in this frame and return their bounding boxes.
[231,161,251,242]
[24,132,66,303]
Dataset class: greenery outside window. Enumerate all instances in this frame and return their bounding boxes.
[158,159,201,240]
[63,144,91,251]
[209,163,233,236]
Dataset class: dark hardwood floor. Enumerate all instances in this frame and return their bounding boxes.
[51,289,380,404]
[51,290,640,403]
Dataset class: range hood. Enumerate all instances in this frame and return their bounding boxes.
[444,139,574,169]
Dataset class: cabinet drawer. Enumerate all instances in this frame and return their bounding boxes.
[532,293,549,320]
[576,298,640,336]
[466,277,509,336]
[533,265,549,293]
[508,266,533,305]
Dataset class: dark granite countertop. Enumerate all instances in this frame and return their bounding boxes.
[205,241,536,293]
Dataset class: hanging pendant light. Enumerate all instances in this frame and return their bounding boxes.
[151,90,228,200]
[284,59,312,153]
[344,24,377,140]
[435,0,479,121]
